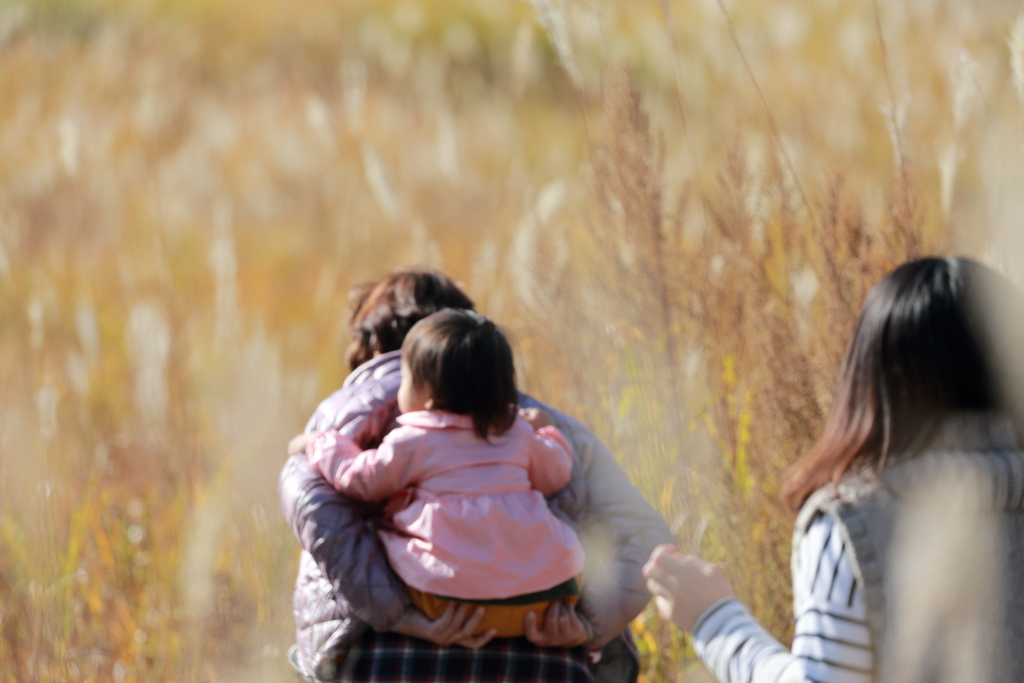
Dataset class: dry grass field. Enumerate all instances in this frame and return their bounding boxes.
[3,0,1024,681]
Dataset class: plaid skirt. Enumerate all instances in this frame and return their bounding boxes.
[294,630,595,683]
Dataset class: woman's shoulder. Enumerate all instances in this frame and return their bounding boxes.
[349,350,403,385]
[795,469,888,530]
[306,352,403,433]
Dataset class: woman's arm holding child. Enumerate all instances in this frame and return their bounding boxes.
[540,406,675,649]
[279,452,413,633]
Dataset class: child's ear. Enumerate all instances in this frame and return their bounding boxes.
[424,398,434,410]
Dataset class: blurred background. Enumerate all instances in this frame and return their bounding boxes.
[2,0,1024,681]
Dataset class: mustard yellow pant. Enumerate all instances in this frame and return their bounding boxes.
[407,585,581,638]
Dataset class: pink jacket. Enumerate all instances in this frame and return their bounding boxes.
[307,411,585,600]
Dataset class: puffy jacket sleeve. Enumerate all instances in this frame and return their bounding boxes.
[279,453,411,632]
[527,425,574,495]
[553,411,674,649]
[305,382,399,448]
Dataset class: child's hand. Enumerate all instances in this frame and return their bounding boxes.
[642,544,735,633]
[523,602,590,648]
[394,605,497,649]
[288,433,312,456]
[519,407,556,431]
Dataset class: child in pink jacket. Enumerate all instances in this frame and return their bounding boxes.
[290,308,585,638]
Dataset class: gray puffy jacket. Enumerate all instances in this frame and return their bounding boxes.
[279,351,673,679]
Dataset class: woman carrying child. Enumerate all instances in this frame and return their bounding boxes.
[291,308,586,638]
[279,269,673,682]
[644,257,1024,683]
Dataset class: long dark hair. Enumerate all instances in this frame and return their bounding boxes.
[402,309,518,440]
[782,257,1024,509]
[346,269,475,371]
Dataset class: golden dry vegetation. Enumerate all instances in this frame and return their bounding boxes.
[3,0,1024,681]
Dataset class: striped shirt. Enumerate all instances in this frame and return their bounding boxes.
[692,513,874,683]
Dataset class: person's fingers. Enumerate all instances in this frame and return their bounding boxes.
[668,554,729,589]
[567,606,588,645]
[644,563,684,595]
[649,545,693,573]
[445,604,475,638]
[434,603,460,641]
[644,545,679,579]
[538,602,584,646]
[539,602,560,640]
[458,628,497,650]
[654,595,675,620]
[557,610,580,645]
[554,603,570,639]
[651,543,677,559]
[523,610,543,644]
[643,565,684,589]
[647,544,679,565]
[457,607,486,640]
[646,577,675,599]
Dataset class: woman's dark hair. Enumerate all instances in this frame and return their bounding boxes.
[346,269,475,371]
[782,256,1024,509]
[402,309,518,440]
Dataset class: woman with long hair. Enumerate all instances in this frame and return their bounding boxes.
[644,257,1024,683]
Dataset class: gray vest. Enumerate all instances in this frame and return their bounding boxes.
[793,414,1024,683]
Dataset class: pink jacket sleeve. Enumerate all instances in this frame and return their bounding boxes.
[526,425,574,495]
[306,428,421,502]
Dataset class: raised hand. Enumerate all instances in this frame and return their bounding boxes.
[643,544,735,633]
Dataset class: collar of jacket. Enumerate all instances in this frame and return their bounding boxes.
[343,349,403,388]
[397,410,475,430]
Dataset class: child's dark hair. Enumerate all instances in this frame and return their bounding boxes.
[346,269,475,371]
[403,309,518,440]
